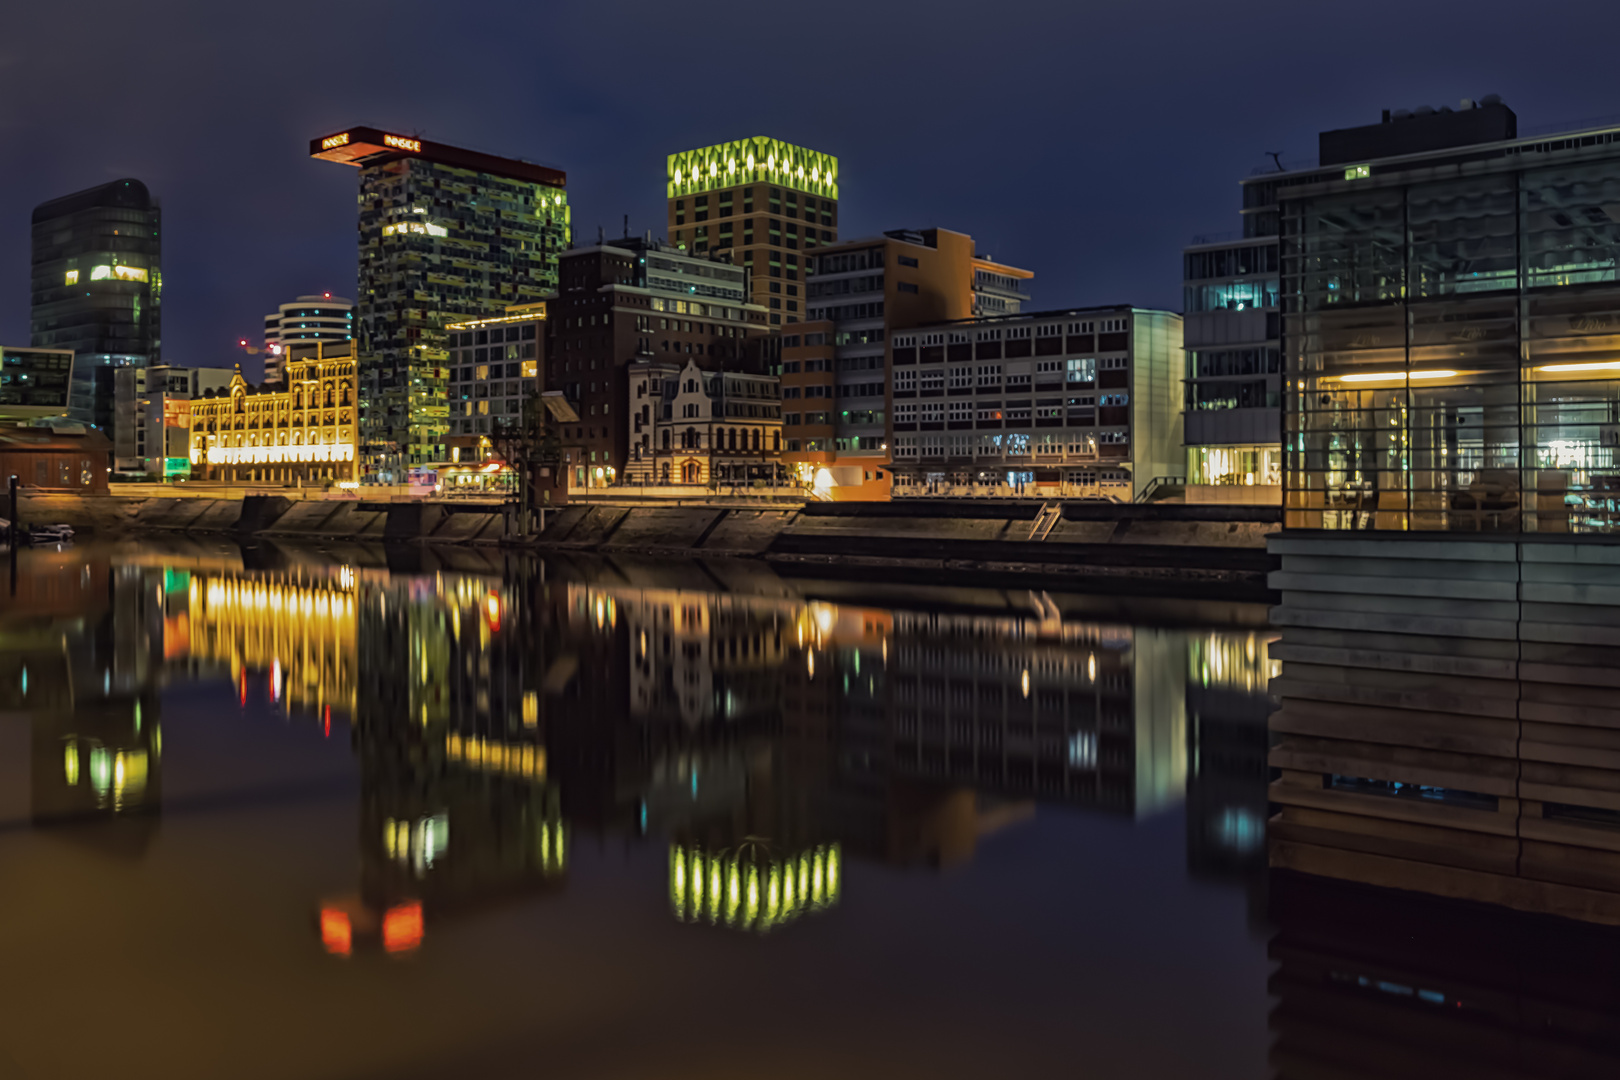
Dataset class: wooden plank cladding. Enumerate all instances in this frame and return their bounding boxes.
[1268,533,1620,924]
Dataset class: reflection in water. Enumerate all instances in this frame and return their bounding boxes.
[1267,571,1620,1075]
[3,540,1292,1072]
[3,542,1275,918]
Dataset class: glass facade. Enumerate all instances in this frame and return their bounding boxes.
[354,157,568,479]
[0,346,74,416]
[30,179,161,428]
[1279,129,1620,532]
[1180,236,1282,497]
[1187,444,1281,487]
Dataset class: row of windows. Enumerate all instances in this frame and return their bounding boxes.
[892,433,1122,457]
[895,319,1125,348]
[895,398,1118,421]
[893,358,1117,390]
[449,325,537,347]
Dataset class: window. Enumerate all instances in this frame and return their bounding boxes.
[897,282,919,294]
[920,370,944,392]
[948,368,972,389]
[898,255,919,267]
[895,403,917,423]
[895,370,917,392]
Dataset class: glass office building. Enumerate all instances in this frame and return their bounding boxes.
[0,346,74,420]
[1272,103,1620,532]
[30,178,162,428]
[312,128,569,480]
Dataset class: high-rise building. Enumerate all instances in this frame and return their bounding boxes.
[311,127,569,481]
[888,306,1184,500]
[782,228,1032,499]
[546,237,769,490]
[1271,97,1620,533]
[666,138,838,327]
[30,179,162,429]
[262,294,353,385]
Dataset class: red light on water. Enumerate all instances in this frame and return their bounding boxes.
[324,704,331,738]
[320,909,352,956]
[382,902,424,954]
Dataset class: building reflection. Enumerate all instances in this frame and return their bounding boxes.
[2,548,164,848]
[184,569,358,721]
[1187,631,1277,922]
[6,544,1278,946]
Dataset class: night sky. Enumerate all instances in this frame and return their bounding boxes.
[3,0,1617,380]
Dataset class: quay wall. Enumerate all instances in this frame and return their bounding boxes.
[13,492,1279,590]
[1268,531,1620,925]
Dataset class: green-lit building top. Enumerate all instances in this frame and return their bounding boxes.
[667,137,837,201]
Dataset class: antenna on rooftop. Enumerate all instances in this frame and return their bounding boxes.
[623,214,630,238]
[1266,151,1284,172]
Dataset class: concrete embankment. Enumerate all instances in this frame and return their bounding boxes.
[536,500,1279,595]
[15,492,1279,593]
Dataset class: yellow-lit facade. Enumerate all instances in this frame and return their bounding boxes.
[188,349,358,484]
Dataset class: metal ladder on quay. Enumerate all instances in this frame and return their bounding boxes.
[1028,501,1062,541]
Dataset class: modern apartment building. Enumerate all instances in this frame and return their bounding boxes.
[311,127,569,481]
[188,342,358,485]
[1180,237,1281,503]
[112,364,235,475]
[782,228,1033,499]
[0,345,75,422]
[262,293,353,385]
[444,303,546,439]
[888,307,1184,500]
[666,137,838,327]
[30,179,162,429]
[547,237,769,490]
[1271,97,1620,532]
[622,358,783,486]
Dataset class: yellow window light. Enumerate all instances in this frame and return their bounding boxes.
[1537,361,1620,373]
[1335,369,1458,383]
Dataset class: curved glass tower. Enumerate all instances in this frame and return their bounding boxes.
[30,178,162,428]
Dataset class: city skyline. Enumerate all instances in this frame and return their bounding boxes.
[2,0,1614,375]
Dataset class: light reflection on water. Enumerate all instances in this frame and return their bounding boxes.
[20,538,1617,1076]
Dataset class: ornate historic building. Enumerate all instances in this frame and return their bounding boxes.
[188,343,358,484]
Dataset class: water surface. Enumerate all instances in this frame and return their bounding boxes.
[0,538,1411,1077]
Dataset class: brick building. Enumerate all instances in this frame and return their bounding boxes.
[547,238,769,490]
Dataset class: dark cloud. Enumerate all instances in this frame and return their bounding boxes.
[3,0,1617,375]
